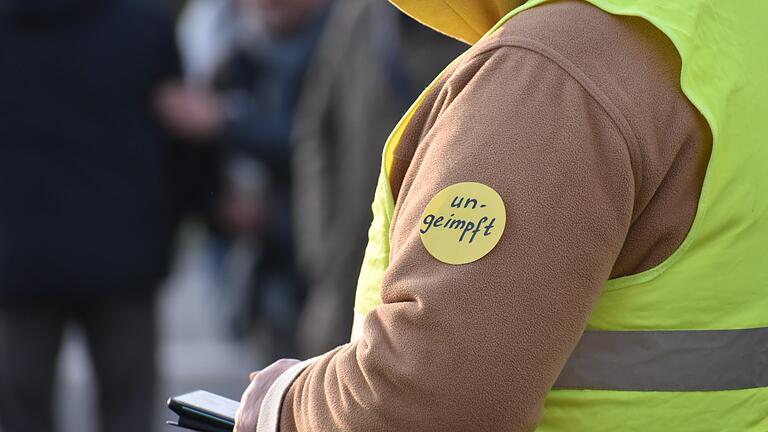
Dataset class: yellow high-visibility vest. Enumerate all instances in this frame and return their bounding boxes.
[352,0,768,430]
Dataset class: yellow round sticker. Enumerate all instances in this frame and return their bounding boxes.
[419,182,506,265]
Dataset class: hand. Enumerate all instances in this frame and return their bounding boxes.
[234,358,301,432]
[154,81,225,141]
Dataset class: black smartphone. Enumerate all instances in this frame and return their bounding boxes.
[167,390,240,432]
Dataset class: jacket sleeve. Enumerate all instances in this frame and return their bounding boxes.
[271,42,637,431]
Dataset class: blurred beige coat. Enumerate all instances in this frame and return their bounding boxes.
[291,0,465,356]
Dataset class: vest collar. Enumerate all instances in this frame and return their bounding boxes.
[388,0,526,44]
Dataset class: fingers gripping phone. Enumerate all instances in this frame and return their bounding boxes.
[167,390,240,432]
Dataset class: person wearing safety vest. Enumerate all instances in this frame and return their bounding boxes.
[234,0,768,431]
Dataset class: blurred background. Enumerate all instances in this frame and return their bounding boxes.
[0,0,464,430]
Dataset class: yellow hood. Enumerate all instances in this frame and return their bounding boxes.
[389,0,525,44]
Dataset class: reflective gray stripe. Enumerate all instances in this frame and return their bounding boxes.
[553,327,768,391]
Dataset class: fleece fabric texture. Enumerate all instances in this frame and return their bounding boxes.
[291,0,465,355]
[273,1,711,430]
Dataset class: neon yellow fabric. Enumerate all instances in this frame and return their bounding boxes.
[539,388,768,431]
[388,0,522,44]
[354,0,768,429]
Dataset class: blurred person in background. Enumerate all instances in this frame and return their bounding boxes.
[291,0,465,356]
[176,0,233,85]
[0,0,184,431]
[156,0,330,360]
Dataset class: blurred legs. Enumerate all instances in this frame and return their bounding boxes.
[81,294,157,432]
[0,302,66,432]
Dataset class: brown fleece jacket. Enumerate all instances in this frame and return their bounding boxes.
[279,1,711,430]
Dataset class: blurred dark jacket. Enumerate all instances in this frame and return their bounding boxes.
[292,0,466,355]
[0,0,183,297]
[210,4,328,265]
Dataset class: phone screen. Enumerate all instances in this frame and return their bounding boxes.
[170,390,239,424]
